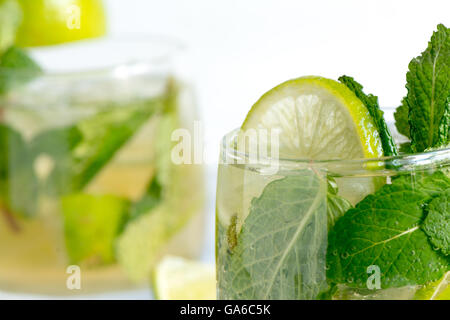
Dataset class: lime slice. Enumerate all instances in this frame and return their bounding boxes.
[15,0,106,47]
[61,193,129,266]
[153,256,216,300]
[240,76,384,206]
[242,76,383,160]
[414,272,450,300]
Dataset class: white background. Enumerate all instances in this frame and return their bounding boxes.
[2,0,449,299]
[106,0,450,162]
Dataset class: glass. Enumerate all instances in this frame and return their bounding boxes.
[0,36,205,295]
[216,123,449,300]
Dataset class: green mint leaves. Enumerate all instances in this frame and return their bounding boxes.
[326,178,352,230]
[423,189,450,256]
[0,98,162,222]
[339,75,398,156]
[223,169,450,299]
[394,98,411,139]
[326,172,450,289]
[396,24,450,152]
[44,99,162,196]
[219,172,329,299]
[0,46,42,95]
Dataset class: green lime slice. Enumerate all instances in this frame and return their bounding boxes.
[242,76,383,160]
[61,193,129,266]
[153,256,216,300]
[15,0,106,47]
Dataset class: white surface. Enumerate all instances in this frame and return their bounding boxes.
[0,289,152,300]
[2,0,449,299]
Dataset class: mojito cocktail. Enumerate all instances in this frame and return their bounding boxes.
[0,38,204,295]
[216,25,449,300]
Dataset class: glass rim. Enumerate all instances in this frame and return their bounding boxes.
[0,33,184,78]
[221,128,450,174]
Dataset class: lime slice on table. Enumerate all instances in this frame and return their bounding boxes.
[153,256,216,300]
[15,0,106,47]
[227,76,385,227]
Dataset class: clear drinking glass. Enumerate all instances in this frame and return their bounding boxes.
[216,123,450,300]
[0,36,205,295]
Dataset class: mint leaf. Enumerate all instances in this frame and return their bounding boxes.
[44,99,163,196]
[394,98,411,139]
[116,100,206,281]
[126,82,180,222]
[0,46,42,95]
[405,24,450,152]
[327,172,450,289]
[423,189,450,256]
[399,142,413,154]
[327,178,352,230]
[128,178,162,221]
[438,96,450,147]
[219,172,328,299]
[29,126,83,159]
[0,0,21,53]
[339,75,398,156]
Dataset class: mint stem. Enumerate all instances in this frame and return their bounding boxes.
[1,205,21,233]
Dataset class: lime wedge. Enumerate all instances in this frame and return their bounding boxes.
[239,76,385,207]
[414,272,450,300]
[61,193,129,266]
[242,76,383,160]
[15,0,106,47]
[153,256,216,300]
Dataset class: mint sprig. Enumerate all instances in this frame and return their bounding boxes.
[326,178,352,230]
[423,189,450,256]
[326,172,450,289]
[44,99,163,196]
[0,46,42,95]
[339,75,398,156]
[219,172,329,299]
[394,98,411,139]
[398,24,450,152]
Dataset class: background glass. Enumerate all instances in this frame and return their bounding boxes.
[0,36,205,295]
